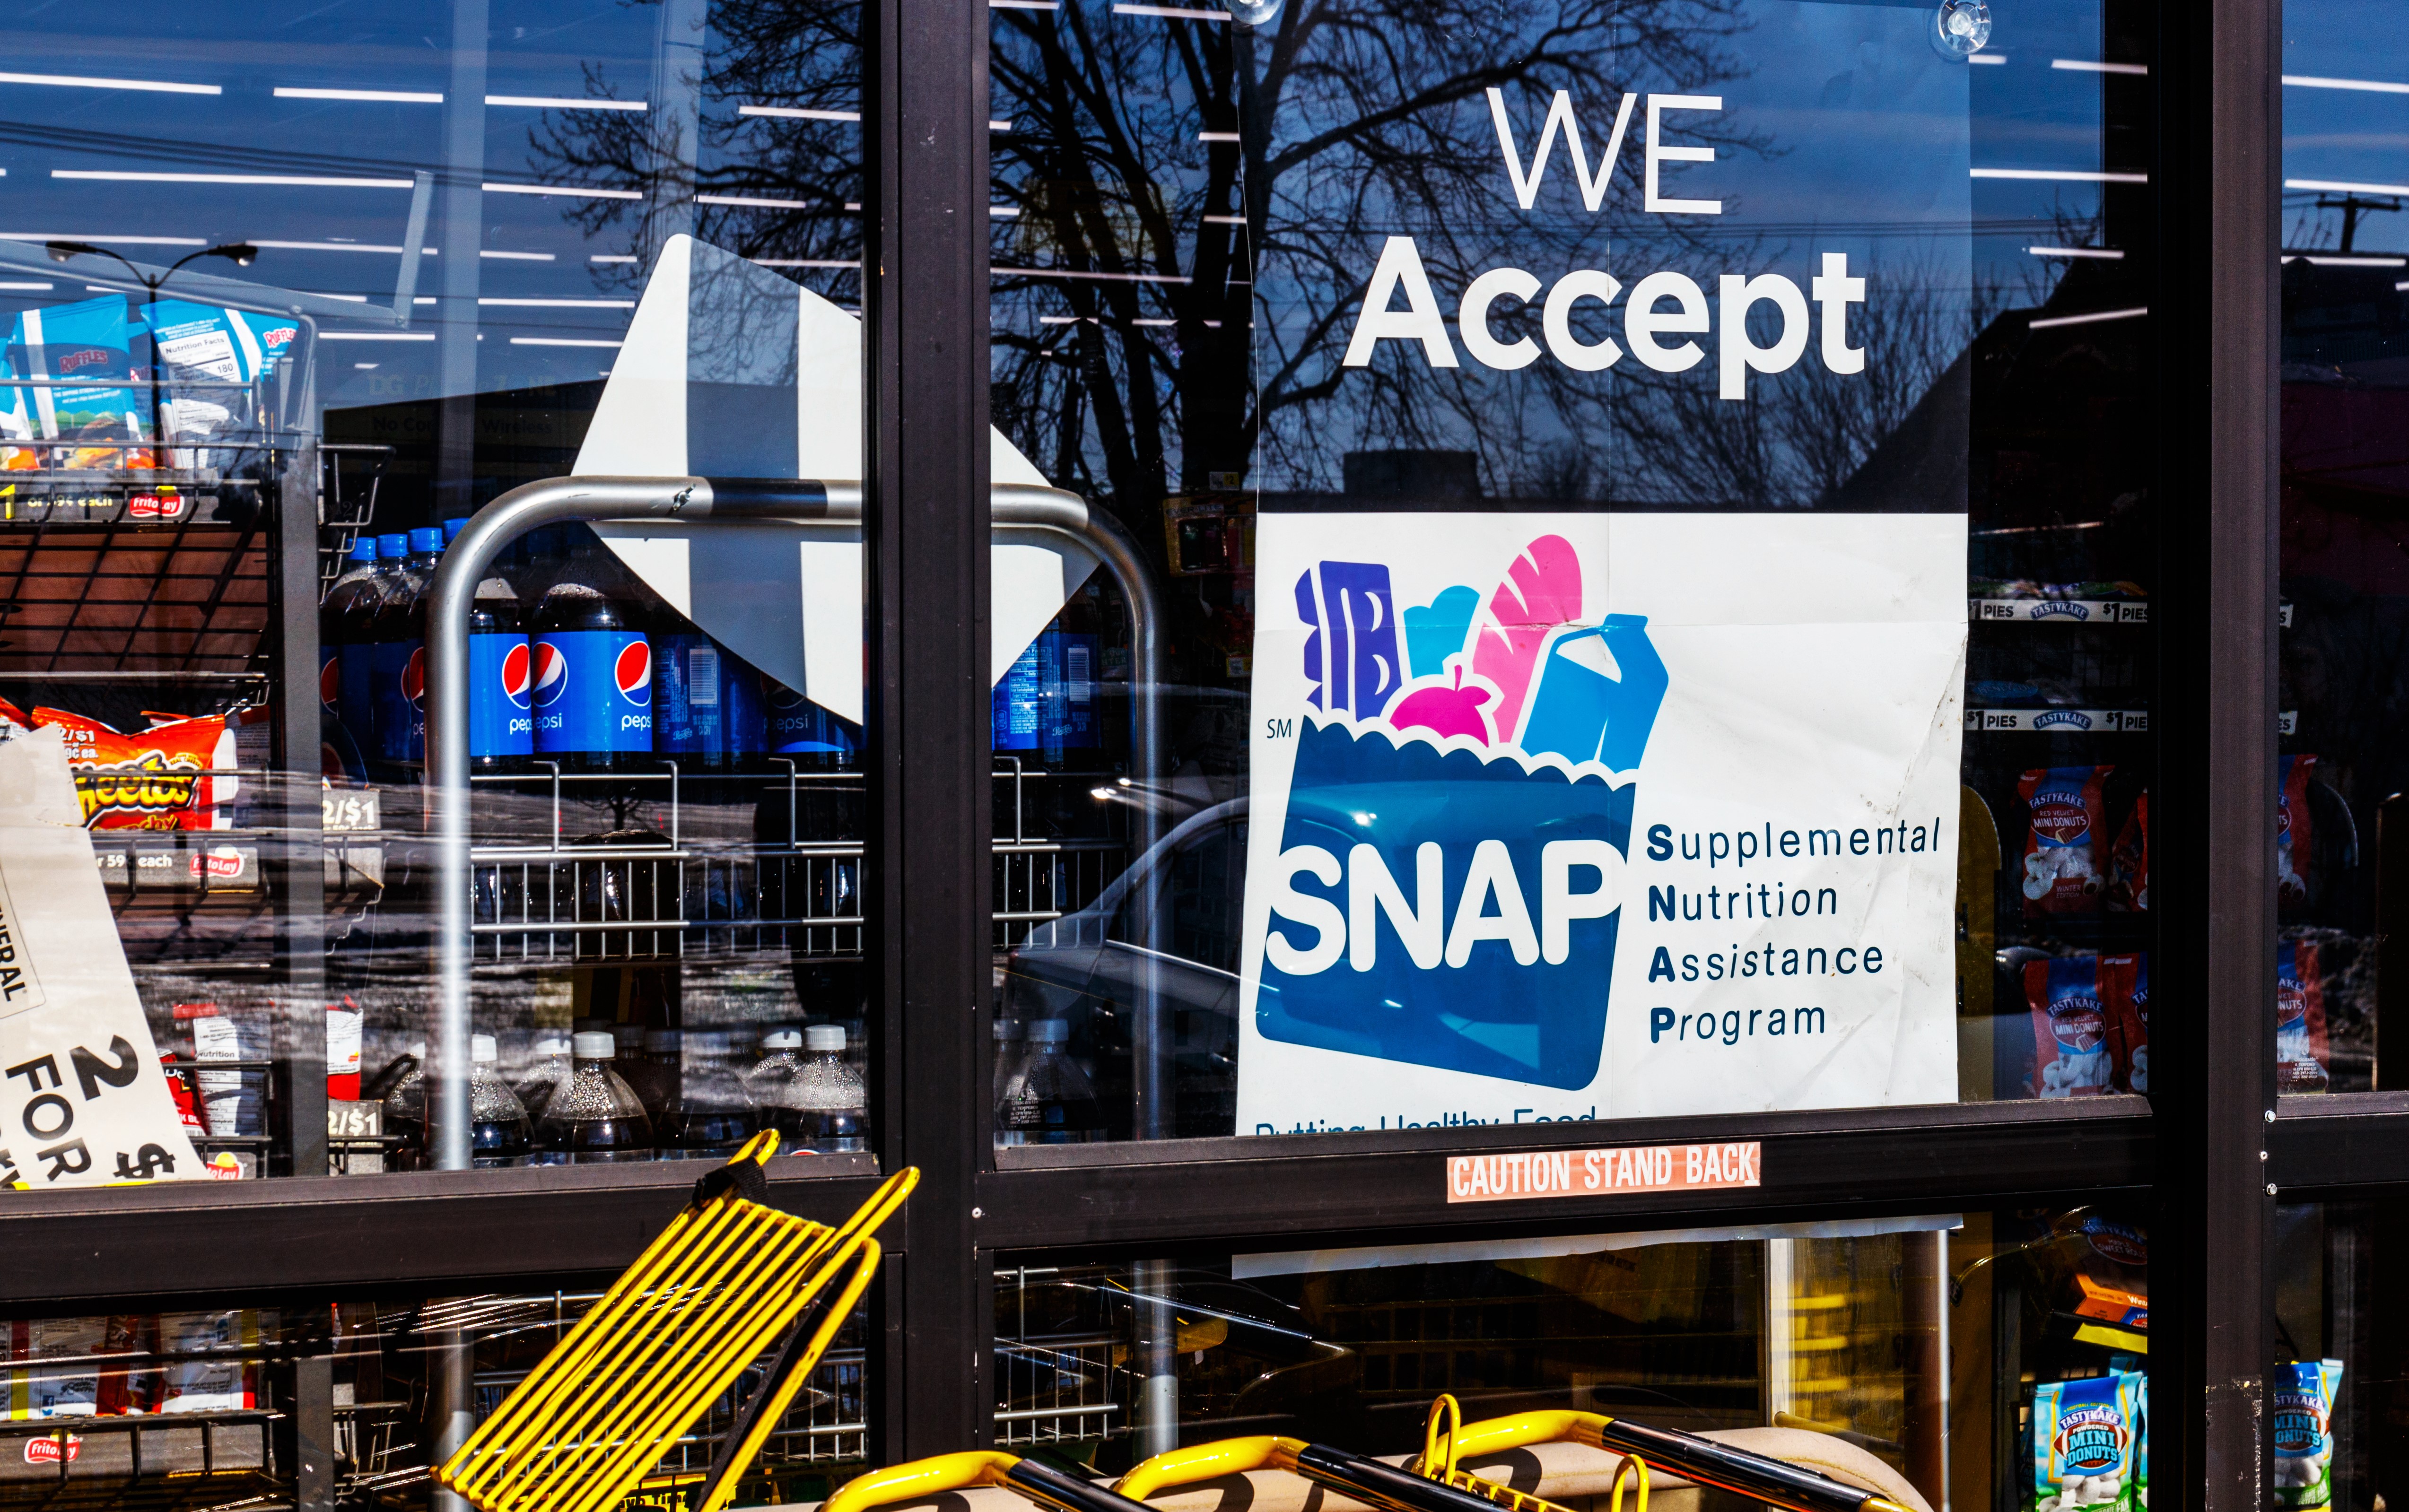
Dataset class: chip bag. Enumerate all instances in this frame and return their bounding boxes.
[27,707,236,831]
[2273,1359,2344,1510]
[2278,941,2331,1094]
[2030,1371,2144,1512]
[5,295,152,461]
[2021,766,2112,915]
[2027,956,2115,1097]
[2279,756,2317,909]
[2109,791,2148,912]
[2103,953,2149,1095]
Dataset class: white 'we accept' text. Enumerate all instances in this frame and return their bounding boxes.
[1343,89,1867,401]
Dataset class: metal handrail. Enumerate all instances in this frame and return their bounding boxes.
[424,474,1166,1170]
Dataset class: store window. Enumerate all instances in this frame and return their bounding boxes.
[0,1289,870,1505]
[993,1206,2150,1512]
[2277,0,2409,1095]
[986,0,2160,1143]
[0,0,878,1186]
[2269,1200,2391,1512]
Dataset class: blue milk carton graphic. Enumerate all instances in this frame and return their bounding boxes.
[1255,536,1667,1089]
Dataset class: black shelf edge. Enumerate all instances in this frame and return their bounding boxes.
[973,1100,2156,1254]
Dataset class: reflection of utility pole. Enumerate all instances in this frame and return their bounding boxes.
[2314,192,2403,253]
[648,0,710,265]
[434,0,489,521]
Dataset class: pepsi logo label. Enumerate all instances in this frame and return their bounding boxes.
[320,655,340,710]
[532,643,569,707]
[501,641,532,710]
[766,683,805,711]
[402,647,427,710]
[614,640,653,705]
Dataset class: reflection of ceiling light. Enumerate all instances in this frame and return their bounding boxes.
[592,255,638,264]
[253,239,436,254]
[2288,177,2409,196]
[487,95,646,111]
[697,194,811,209]
[354,362,379,370]
[277,87,441,103]
[741,105,858,122]
[480,297,636,308]
[0,281,52,291]
[509,337,624,348]
[321,332,436,341]
[0,70,218,95]
[0,233,205,245]
[1972,168,2149,183]
[53,170,412,188]
[481,250,555,261]
[482,181,643,200]
[2028,306,2147,330]
[2304,255,2407,267]
[2051,59,2147,75]
[2286,74,2409,94]
[2026,246,2124,259]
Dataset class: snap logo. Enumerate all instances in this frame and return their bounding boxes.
[1254,534,1666,1090]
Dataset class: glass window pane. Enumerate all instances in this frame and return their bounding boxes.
[2277,0,2409,1095]
[989,0,2159,1140]
[0,0,869,1185]
[995,1206,2151,1512]
[0,1286,870,1505]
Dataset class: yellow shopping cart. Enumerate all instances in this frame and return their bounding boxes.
[1431,1407,1919,1512]
[438,1133,915,1512]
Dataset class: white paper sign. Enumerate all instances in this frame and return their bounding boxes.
[0,728,205,1188]
[1235,512,1966,1134]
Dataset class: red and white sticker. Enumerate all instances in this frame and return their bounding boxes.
[1446,1142,1762,1203]
[24,1434,80,1465]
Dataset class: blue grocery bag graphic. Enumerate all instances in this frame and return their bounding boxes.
[1256,722,1638,1088]
[1520,616,1667,769]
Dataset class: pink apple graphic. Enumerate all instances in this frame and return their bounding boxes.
[1388,664,1492,744]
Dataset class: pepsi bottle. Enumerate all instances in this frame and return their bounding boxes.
[367,527,442,779]
[319,536,378,781]
[530,531,655,773]
[469,568,533,775]
[766,681,861,772]
[655,634,766,773]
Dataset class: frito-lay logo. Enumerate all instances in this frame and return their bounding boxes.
[23,1436,79,1465]
[74,754,204,827]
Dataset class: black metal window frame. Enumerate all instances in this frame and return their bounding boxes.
[0,4,2341,1512]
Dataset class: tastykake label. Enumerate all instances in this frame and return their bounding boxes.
[1447,1141,1763,1202]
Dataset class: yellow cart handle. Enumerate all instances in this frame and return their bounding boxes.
[1451,1412,1915,1512]
[1114,1437,1304,1500]
[831,1451,1159,1512]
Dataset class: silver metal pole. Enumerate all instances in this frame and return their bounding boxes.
[426,476,836,1170]
[425,477,1163,1162]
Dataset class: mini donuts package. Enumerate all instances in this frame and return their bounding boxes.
[2109,790,2149,912]
[2277,941,2332,1094]
[2027,956,2115,1098]
[26,706,236,831]
[2103,952,2149,1095]
[2029,1370,2146,1512]
[2273,1358,2345,1510]
[2279,755,2317,909]
[2020,765,2112,916]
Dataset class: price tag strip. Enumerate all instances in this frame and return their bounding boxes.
[1970,598,2148,625]
[1965,708,2148,733]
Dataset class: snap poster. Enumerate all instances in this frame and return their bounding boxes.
[1234,511,1967,1132]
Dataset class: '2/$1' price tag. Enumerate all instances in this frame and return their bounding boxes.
[0,726,204,1189]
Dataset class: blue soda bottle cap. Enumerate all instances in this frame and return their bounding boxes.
[376,533,409,559]
[442,517,470,545]
[348,536,377,563]
[409,527,444,553]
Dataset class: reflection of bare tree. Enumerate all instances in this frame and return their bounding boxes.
[527,1,864,299]
[1615,267,2003,507]
[988,0,1766,521]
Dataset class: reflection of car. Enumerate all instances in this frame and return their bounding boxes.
[1002,799,1248,1140]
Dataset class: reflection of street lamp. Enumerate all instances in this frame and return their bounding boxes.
[44,240,257,467]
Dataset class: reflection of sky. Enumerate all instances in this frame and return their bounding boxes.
[0,0,857,410]
[2283,0,2409,256]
